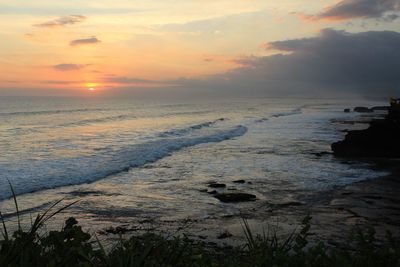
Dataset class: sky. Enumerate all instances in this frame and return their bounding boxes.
[0,0,399,97]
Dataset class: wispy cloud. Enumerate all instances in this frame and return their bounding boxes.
[302,0,400,22]
[105,76,159,84]
[34,15,86,28]
[0,6,141,15]
[42,80,84,85]
[102,75,178,88]
[70,37,101,46]
[53,63,88,71]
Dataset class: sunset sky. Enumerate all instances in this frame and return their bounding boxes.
[1,0,399,96]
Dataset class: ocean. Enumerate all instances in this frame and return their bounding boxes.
[0,96,388,231]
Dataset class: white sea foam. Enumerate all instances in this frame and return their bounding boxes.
[0,125,247,200]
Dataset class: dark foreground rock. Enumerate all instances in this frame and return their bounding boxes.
[332,119,400,157]
[217,230,233,239]
[208,183,226,188]
[371,106,389,111]
[354,106,372,113]
[332,100,400,157]
[214,193,256,203]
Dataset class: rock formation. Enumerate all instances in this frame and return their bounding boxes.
[332,99,400,158]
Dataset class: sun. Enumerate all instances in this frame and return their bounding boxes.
[85,82,98,92]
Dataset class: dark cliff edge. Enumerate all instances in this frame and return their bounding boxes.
[332,99,400,158]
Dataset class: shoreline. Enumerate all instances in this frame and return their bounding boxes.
[93,166,400,246]
[94,109,400,245]
[1,104,398,246]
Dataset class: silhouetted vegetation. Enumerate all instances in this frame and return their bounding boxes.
[1,190,400,266]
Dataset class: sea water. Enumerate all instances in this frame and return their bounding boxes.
[0,96,387,229]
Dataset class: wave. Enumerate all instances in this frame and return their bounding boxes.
[157,118,225,137]
[57,114,136,128]
[3,114,136,136]
[164,110,212,117]
[0,108,108,117]
[271,107,302,118]
[0,125,247,200]
[255,107,303,123]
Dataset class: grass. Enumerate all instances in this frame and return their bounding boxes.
[1,186,400,267]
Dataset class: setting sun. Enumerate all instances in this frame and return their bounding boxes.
[88,87,95,91]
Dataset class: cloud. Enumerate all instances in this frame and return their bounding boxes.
[42,80,84,85]
[384,13,400,20]
[178,29,400,97]
[53,64,88,71]
[105,76,159,84]
[70,37,100,46]
[0,6,141,15]
[302,0,400,21]
[34,15,86,28]
[104,76,177,88]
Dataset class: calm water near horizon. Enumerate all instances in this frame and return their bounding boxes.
[0,96,388,231]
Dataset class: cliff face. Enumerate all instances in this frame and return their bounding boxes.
[332,102,400,158]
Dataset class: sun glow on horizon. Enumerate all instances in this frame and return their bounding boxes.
[85,82,98,92]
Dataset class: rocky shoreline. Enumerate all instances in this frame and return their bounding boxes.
[332,100,400,157]
[94,104,400,245]
[96,168,400,245]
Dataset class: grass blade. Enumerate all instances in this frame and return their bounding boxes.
[0,211,9,241]
[241,218,255,250]
[7,180,21,231]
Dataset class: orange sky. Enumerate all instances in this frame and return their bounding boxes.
[0,0,399,95]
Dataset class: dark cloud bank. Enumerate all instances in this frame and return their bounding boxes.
[175,29,400,97]
[304,0,400,21]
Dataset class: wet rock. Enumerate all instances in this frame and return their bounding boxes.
[371,106,389,111]
[354,106,372,113]
[344,108,350,113]
[104,226,135,235]
[97,230,107,235]
[68,190,102,196]
[217,230,233,239]
[232,179,246,184]
[363,195,383,200]
[199,189,208,193]
[207,190,218,195]
[139,219,154,224]
[214,192,256,203]
[208,183,226,188]
[272,201,303,208]
[341,192,353,196]
[313,151,332,157]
